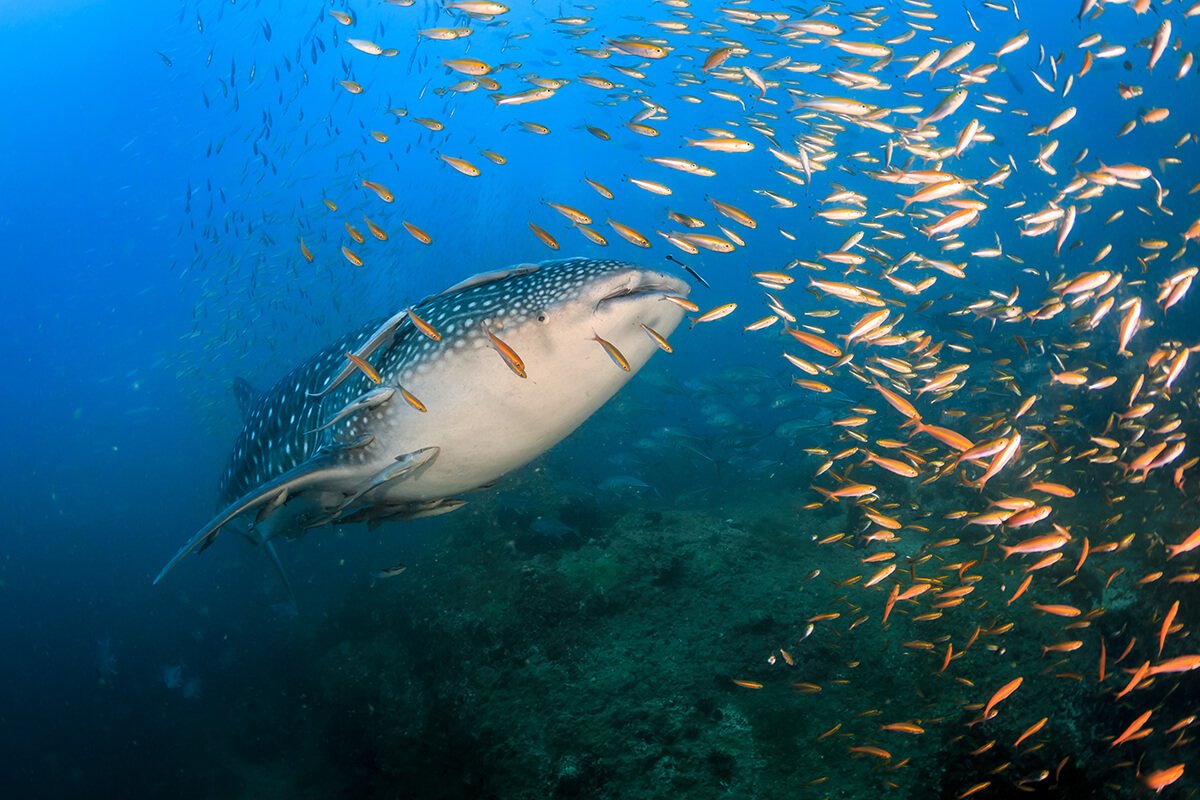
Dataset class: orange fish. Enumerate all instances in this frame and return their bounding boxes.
[483,325,526,378]
[1166,525,1200,559]
[1111,710,1153,748]
[1148,655,1200,675]
[1029,481,1075,497]
[407,307,441,342]
[1031,604,1082,617]
[871,380,920,421]
[344,352,381,384]
[527,220,560,250]
[983,676,1022,719]
[1142,763,1184,792]
[402,221,432,245]
[592,333,630,371]
[863,451,919,478]
[785,326,842,357]
[1115,660,1150,699]
[1000,532,1070,560]
[1013,717,1047,747]
[1159,600,1179,657]
[849,746,891,759]
[812,483,877,501]
[362,179,394,202]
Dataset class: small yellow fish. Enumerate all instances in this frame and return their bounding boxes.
[575,224,608,246]
[341,246,363,267]
[363,216,388,241]
[362,179,394,202]
[347,39,383,55]
[640,323,672,353]
[625,122,659,137]
[402,221,432,245]
[606,218,651,248]
[439,154,481,177]
[490,87,555,105]
[592,333,631,371]
[584,176,613,199]
[708,197,757,228]
[484,325,526,378]
[407,307,441,341]
[441,57,492,76]
[444,2,509,15]
[627,177,672,196]
[686,138,754,153]
[418,28,464,41]
[703,46,735,73]
[345,352,380,384]
[528,220,560,250]
[607,38,672,59]
[691,303,737,326]
[399,386,427,413]
[544,201,591,225]
[299,238,313,262]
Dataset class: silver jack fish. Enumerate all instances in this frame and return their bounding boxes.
[154,257,689,590]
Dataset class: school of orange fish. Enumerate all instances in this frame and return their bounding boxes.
[173,0,1200,794]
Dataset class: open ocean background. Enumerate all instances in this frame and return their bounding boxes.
[4,1,1200,798]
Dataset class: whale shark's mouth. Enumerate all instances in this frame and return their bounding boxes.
[596,272,691,310]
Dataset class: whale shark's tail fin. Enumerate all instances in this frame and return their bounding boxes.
[262,540,297,611]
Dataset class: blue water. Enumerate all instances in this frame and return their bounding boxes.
[5,0,1200,797]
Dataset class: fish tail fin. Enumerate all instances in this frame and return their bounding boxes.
[263,540,297,610]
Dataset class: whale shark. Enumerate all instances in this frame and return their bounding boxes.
[154,257,690,588]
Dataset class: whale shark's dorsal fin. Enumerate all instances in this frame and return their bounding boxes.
[423,263,541,301]
[232,378,263,423]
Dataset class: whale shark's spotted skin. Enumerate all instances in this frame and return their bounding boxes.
[158,257,690,587]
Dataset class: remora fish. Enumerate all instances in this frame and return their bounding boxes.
[155,257,689,589]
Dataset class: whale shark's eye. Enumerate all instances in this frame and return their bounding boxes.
[536,312,550,324]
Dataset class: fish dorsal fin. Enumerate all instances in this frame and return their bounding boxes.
[232,378,263,422]
[421,263,541,303]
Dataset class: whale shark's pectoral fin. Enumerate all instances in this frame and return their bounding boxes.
[153,457,340,585]
[308,310,409,399]
[304,446,440,528]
